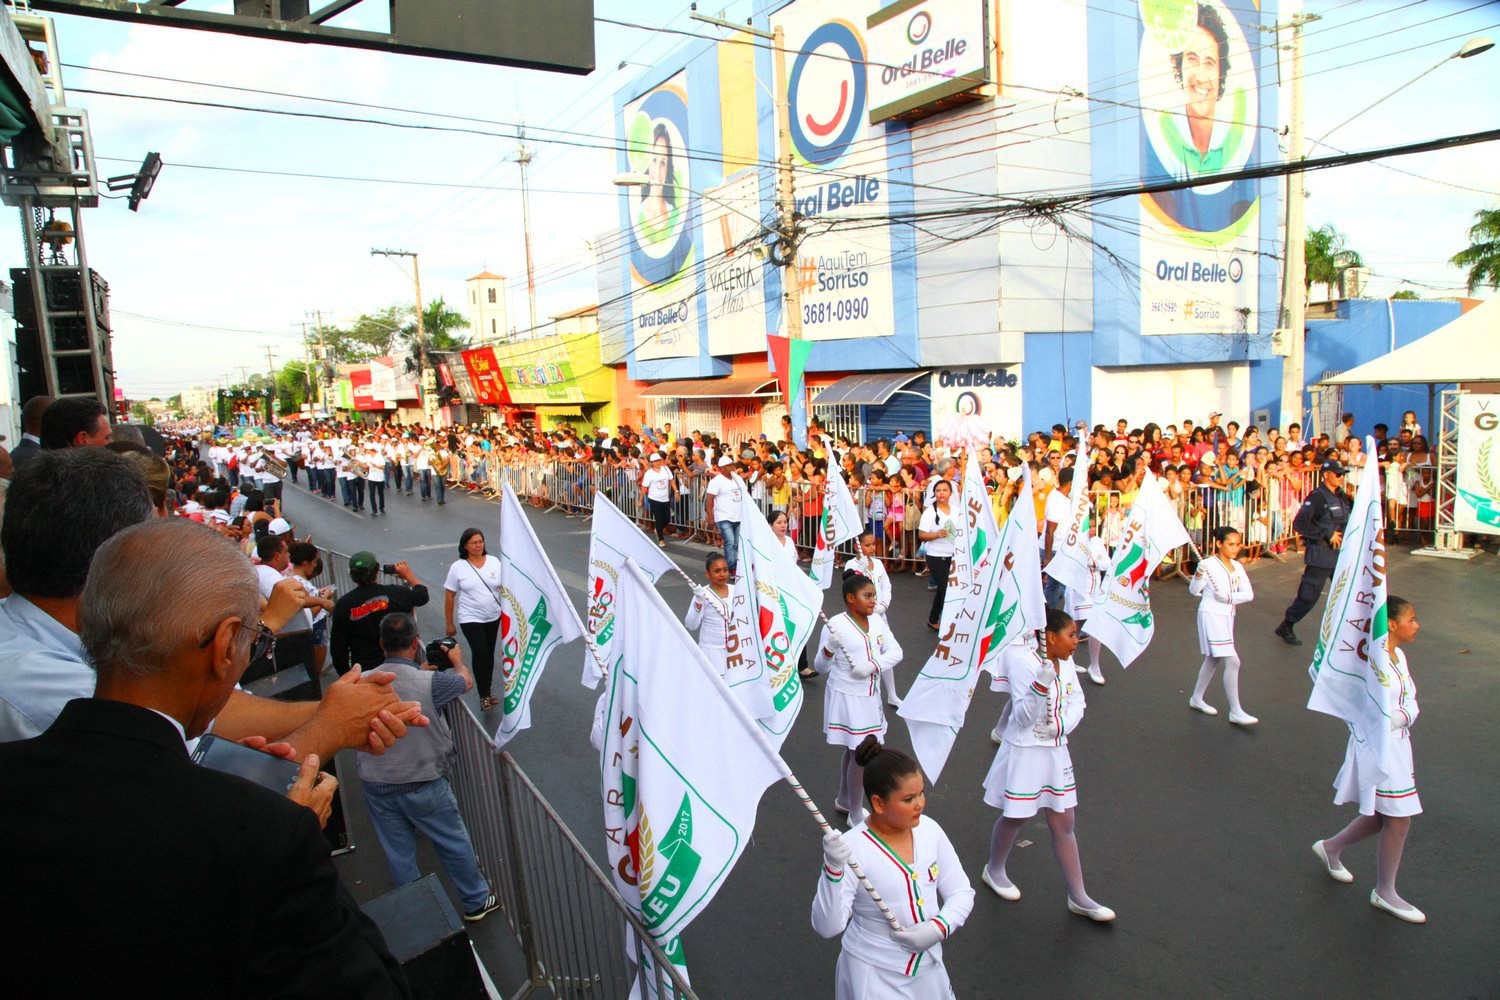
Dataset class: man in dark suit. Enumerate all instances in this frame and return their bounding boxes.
[0,518,410,998]
[8,394,50,470]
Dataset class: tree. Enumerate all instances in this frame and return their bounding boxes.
[274,360,313,416]
[1305,223,1363,301]
[166,393,183,410]
[412,296,470,351]
[1450,207,1500,293]
[1389,289,1420,300]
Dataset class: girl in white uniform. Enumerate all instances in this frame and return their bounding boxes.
[1063,532,1111,686]
[816,572,903,827]
[1312,595,1426,923]
[683,552,732,679]
[813,737,975,999]
[1187,526,1257,725]
[980,608,1114,921]
[845,530,900,708]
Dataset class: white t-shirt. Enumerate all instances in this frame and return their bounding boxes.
[443,555,504,624]
[365,456,386,483]
[642,467,673,502]
[1045,487,1073,528]
[254,563,287,600]
[705,473,743,523]
[918,504,957,557]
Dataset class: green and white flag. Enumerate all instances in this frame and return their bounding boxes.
[601,559,783,990]
[493,481,585,749]
[1086,469,1188,668]
[898,454,1046,783]
[729,508,821,746]
[1307,436,1399,794]
[583,491,677,690]
[1043,441,1097,599]
[810,463,863,589]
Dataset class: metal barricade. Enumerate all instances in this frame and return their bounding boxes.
[444,701,697,1000]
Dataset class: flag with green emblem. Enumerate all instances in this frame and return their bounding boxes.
[810,461,863,589]
[582,491,677,690]
[601,559,783,993]
[1085,470,1188,668]
[898,454,1046,783]
[491,481,585,749]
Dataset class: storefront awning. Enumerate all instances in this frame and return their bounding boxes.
[640,377,779,398]
[532,404,586,417]
[812,371,929,406]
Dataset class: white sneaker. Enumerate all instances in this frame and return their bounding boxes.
[1228,711,1259,726]
[1189,698,1218,716]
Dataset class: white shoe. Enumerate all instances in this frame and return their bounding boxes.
[886,696,904,709]
[1189,698,1218,716]
[1067,898,1116,922]
[1228,711,1259,726]
[1311,840,1354,883]
[1087,667,1105,686]
[847,811,866,830]
[990,728,1004,745]
[981,867,1021,901]
[1370,890,1425,924]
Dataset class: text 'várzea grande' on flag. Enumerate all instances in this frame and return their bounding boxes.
[899,454,1046,784]
[810,461,864,590]
[1085,469,1190,669]
[1042,440,1097,598]
[491,481,585,749]
[601,559,785,992]
[583,490,677,690]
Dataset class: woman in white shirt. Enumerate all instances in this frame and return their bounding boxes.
[916,479,957,631]
[640,452,676,547]
[980,608,1114,922]
[683,553,732,678]
[444,527,504,711]
[845,531,899,708]
[813,737,974,998]
[1187,526,1257,724]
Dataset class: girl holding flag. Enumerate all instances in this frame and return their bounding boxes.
[846,531,901,708]
[683,552,732,680]
[980,609,1114,921]
[1187,526,1258,724]
[813,737,975,999]
[816,572,903,828]
[1312,595,1426,923]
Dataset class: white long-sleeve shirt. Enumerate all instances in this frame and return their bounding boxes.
[1000,652,1085,748]
[1188,558,1254,618]
[683,587,730,651]
[812,816,975,978]
[843,555,891,617]
[814,612,902,696]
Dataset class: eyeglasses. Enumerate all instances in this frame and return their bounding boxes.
[199,618,277,663]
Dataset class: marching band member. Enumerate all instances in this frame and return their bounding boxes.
[813,737,974,999]
[1188,526,1257,724]
[1312,595,1426,923]
[980,608,1114,921]
[816,572,903,828]
[683,553,733,679]
[845,530,900,707]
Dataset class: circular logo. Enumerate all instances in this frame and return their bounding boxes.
[787,21,868,167]
[907,10,932,45]
[1228,257,1244,282]
[626,84,694,285]
[955,391,981,416]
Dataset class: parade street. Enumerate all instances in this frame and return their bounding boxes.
[282,483,1500,999]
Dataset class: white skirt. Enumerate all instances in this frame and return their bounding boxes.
[824,685,887,749]
[835,948,955,1000]
[982,742,1078,817]
[1333,734,1422,817]
[1196,611,1238,659]
[699,641,729,680]
[1064,589,1098,625]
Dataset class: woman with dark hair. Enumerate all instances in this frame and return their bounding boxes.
[638,122,678,237]
[812,736,974,998]
[916,479,956,631]
[443,527,504,711]
[684,552,732,680]
[980,608,1114,921]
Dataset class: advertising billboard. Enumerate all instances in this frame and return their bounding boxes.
[623,71,700,360]
[1137,0,1260,335]
[704,171,770,356]
[460,346,510,405]
[1456,393,1500,536]
[866,0,989,123]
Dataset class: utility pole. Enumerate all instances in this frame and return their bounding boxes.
[262,344,278,419]
[1270,12,1318,431]
[308,308,330,413]
[516,129,539,338]
[370,248,431,418]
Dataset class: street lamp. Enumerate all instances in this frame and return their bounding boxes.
[1315,36,1493,148]
[611,172,773,233]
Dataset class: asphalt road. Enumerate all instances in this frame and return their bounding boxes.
[281,475,1500,999]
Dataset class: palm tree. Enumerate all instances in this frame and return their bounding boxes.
[1304,223,1363,301]
[1451,207,1500,293]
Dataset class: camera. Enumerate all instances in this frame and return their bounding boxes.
[425,636,458,669]
[381,563,399,575]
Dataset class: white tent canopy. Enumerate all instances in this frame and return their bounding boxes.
[1321,297,1500,385]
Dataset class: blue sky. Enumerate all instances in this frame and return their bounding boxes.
[26,0,1500,398]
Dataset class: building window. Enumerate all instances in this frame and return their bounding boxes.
[470,290,475,304]
[487,288,497,304]
[491,319,497,334]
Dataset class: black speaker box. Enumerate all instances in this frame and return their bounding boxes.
[361,875,487,1000]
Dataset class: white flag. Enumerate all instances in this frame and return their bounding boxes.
[1085,470,1189,668]
[899,455,1046,783]
[729,510,822,746]
[583,491,677,690]
[810,463,863,589]
[601,559,783,986]
[1044,441,1096,597]
[492,481,585,748]
[1307,436,1399,795]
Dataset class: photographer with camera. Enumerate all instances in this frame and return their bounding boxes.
[330,552,429,677]
[356,613,498,922]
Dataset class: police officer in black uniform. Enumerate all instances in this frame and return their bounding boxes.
[1275,460,1353,645]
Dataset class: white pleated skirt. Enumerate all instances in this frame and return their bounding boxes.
[824,686,887,749]
[981,742,1078,817]
[835,948,956,1000]
[1196,611,1238,659]
[1333,734,1422,817]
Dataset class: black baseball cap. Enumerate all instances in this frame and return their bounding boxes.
[1320,460,1347,475]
